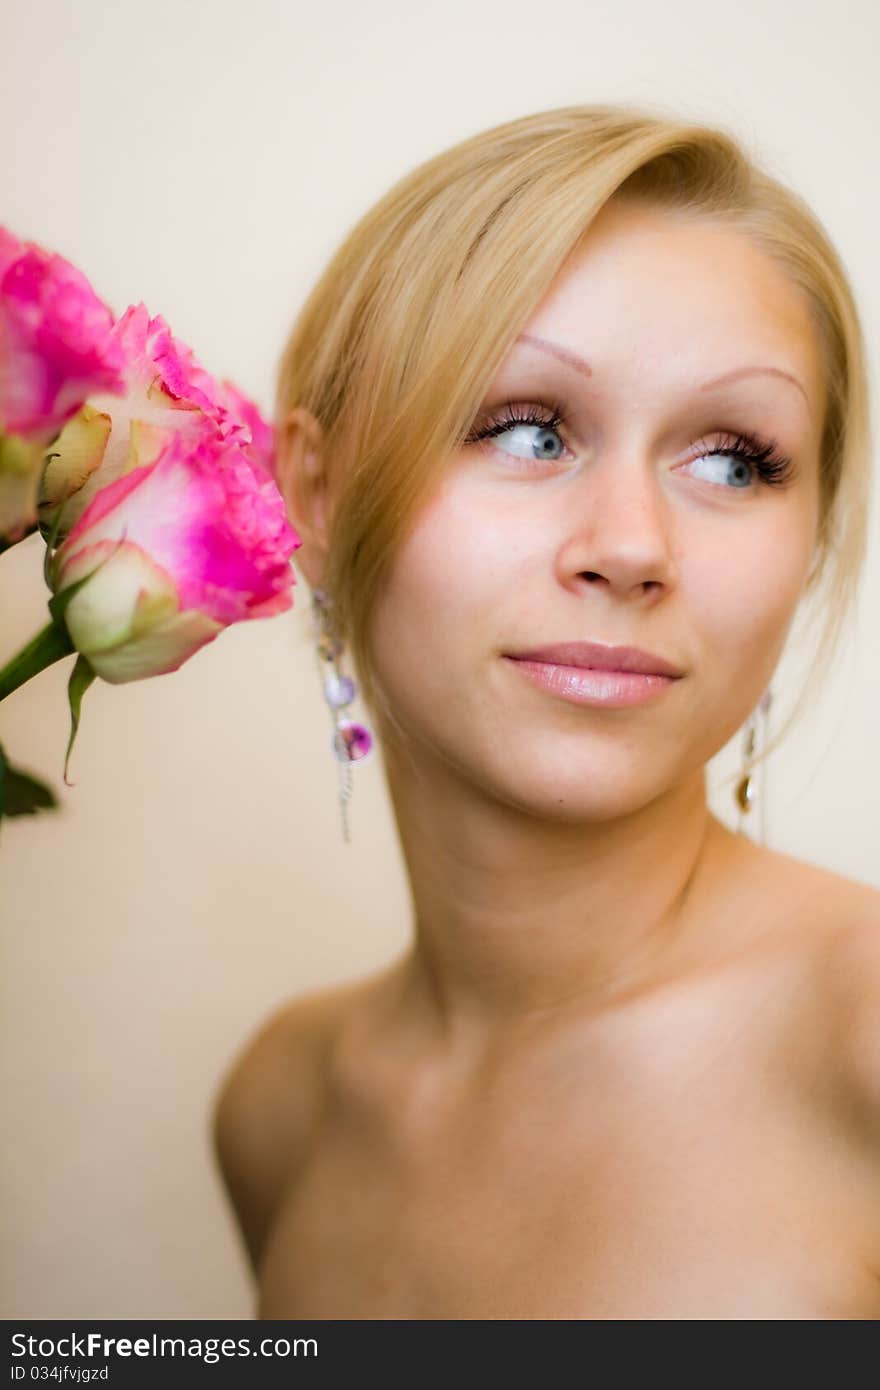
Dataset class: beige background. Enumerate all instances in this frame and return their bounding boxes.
[1,0,878,1320]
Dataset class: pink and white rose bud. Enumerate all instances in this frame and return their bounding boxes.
[0,226,125,542]
[47,419,301,684]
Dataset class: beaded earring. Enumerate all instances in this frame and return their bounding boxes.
[311,587,373,843]
[734,687,773,845]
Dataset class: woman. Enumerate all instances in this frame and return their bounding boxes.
[213,104,880,1319]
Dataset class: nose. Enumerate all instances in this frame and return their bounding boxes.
[560,452,678,600]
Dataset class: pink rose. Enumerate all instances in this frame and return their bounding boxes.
[47,418,301,684]
[214,377,276,477]
[38,302,276,543]
[0,226,125,542]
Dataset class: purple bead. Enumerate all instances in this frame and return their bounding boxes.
[323,673,356,708]
[332,720,373,763]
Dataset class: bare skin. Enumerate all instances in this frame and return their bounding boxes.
[214,199,880,1318]
[214,831,880,1319]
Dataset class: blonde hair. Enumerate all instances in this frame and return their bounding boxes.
[274,102,873,772]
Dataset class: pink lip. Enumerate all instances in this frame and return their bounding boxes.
[504,641,684,678]
[504,658,678,708]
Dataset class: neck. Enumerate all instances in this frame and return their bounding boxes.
[381,736,747,1055]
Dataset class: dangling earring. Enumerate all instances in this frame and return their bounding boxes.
[311,587,373,843]
[734,687,773,845]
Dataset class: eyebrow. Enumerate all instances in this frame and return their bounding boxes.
[515,332,810,405]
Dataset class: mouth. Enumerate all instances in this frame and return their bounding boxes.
[503,640,684,679]
[503,655,680,709]
[502,640,684,711]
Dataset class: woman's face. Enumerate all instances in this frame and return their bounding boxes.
[367,199,825,821]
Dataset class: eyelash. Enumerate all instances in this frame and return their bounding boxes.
[464,400,796,490]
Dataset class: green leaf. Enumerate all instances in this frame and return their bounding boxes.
[63,654,96,786]
[0,740,59,837]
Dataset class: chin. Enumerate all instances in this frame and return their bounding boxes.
[476,757,663,826]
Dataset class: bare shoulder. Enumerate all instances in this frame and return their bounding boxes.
[740,835,880,929]
[815,877,880,1127]
[753,840,880,1120]
[210,967,389,1274]
[732,836,880,1103]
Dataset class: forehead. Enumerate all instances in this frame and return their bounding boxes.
[516,200,824,408]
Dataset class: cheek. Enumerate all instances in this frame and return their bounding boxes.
[689,514,812,681]
[367,487,511,713]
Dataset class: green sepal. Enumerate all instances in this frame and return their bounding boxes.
[63,654,96,787]
[41,470,71,589]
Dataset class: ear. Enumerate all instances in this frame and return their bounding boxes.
[275,407,332,590]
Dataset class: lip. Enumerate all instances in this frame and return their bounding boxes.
[504,641,684,678]
[504,658,678,708]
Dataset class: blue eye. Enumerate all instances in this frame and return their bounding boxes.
[489,421,566,463]
[687,451,753,488]
[464,402,569,467]
[684,432,796,491]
